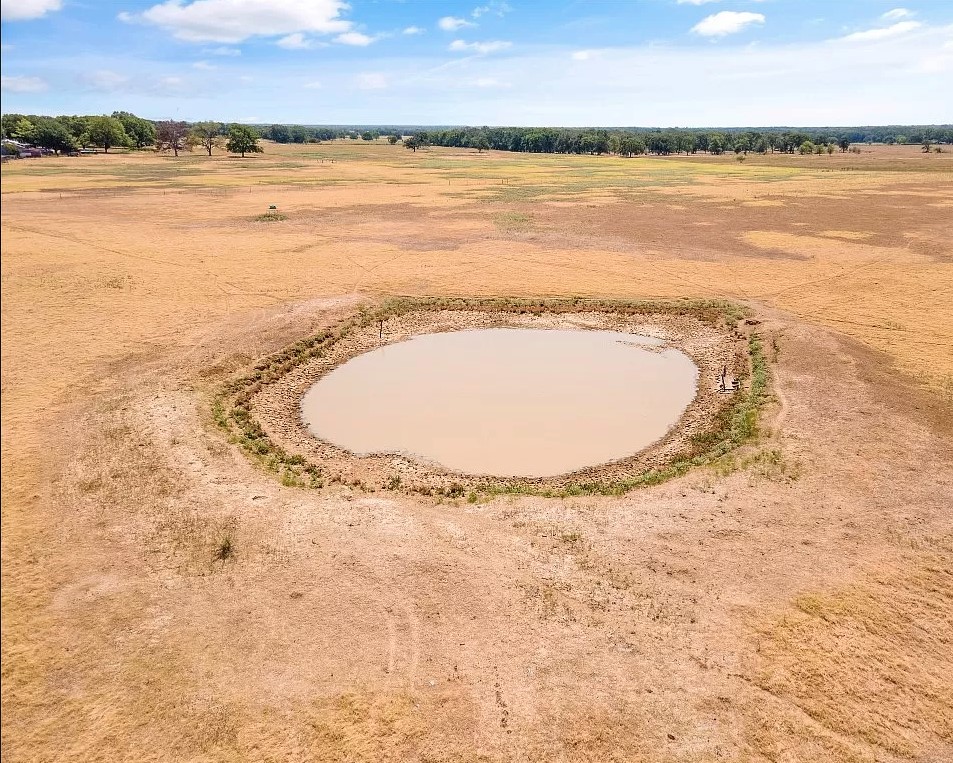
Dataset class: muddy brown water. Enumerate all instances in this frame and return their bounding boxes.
[300,328,699,477]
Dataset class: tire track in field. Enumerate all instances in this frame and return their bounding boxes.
[751,256,887,301]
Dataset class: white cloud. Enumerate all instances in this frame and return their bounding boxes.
[472,2,510,18]
[335,31,375,46]
[429,26,947,125]
[691,11,765,37]
[438,16,475,32]
[1,0,61,21]
[73,69,192,96]
[449,39,512,54]
[403,26,425,35]
[356,72,387,90]
[0,74,48,92]
[303,79,322,89]
[840,21,922,42]
[128,0,351,44]
[205,46,241,56]
[192,60,216,70]
[677,0,764,4]
[13,18,946,127]
[157,75,185,89]
[571,49,597,61]
[277,32,311,49]
[882,8,914,21]
[80,69,132,91]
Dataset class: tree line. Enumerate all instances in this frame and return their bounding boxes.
[408,125,952,156]
[1,111,263,157]
[3,111,950,158]
[260,125,386,143]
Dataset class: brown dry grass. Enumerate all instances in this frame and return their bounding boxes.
[2,141,952,762]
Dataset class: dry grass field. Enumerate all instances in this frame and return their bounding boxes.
[2,140,952,762]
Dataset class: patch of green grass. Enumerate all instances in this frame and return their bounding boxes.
[494,211,533,230]
[713,448,801,482]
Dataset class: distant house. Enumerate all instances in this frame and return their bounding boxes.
[1,140,48,159]
[2,140,26,158]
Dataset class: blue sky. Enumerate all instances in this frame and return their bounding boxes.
[2,0,951,126]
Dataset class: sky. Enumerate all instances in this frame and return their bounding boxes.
[1,0,951,127]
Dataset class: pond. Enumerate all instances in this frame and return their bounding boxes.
[301,328,699,477]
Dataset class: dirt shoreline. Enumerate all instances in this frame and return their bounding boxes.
[235,303,750,493]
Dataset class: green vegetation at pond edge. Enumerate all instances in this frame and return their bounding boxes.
[212,296,765,497]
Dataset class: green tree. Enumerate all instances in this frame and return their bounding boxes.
[1,113,26,140]
[403,135,421,152]
[113,111,156,149]
[289,125,310,143]
[675,132,696,155]
[34,118,78,154]
[617,135,645,157]
[472,134,490,152]
[86,116,128,152]
[226,124,263,157]
[58,115,90,143]
[799,140,815,155]
[266,124,290,143]
[387,135,399,145]
[838,137,851,152]
[188,121,224,156]
[11,117,38,144]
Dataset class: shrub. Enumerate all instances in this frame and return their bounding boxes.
[255,211,286,222]
[215,534,234,561]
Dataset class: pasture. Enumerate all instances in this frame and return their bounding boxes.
[2,141,952,761]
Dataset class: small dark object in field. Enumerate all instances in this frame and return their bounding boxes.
[215,535,234,561]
